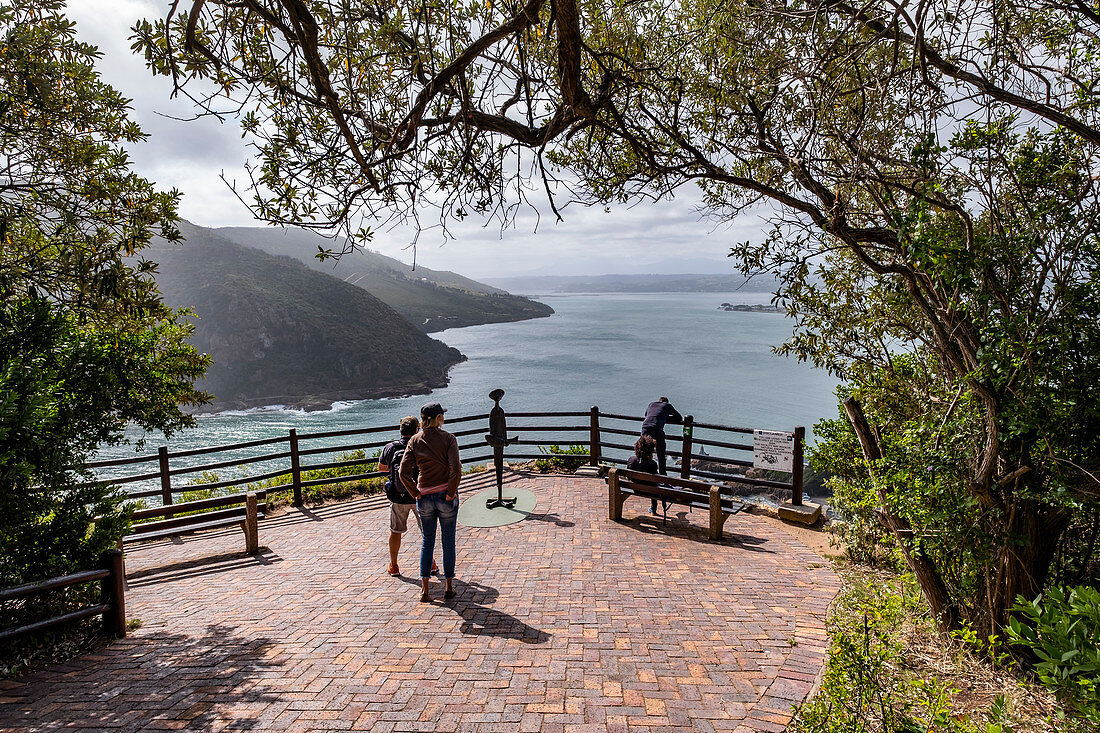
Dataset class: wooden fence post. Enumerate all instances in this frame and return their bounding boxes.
[608,468,622,520]
[158,446,172,506]
[100,549,126,638]
[290,428,303,507]
[244,493,259,554]
[589,407,601,466]
[792,426,805,506]
[680,415,694,480]
[708,485,723,541]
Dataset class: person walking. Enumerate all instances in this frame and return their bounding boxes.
[640,396,683,513]
[377,416,437,577]
[399,402,462,603]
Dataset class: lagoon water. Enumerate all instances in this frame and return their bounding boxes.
[100,292,841,470]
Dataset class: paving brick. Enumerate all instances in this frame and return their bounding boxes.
[0,470,840,732]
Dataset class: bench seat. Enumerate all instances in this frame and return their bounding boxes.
[127,513,266,545]
[607,468,743,540]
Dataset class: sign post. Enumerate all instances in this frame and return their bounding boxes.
[752,430,795,473]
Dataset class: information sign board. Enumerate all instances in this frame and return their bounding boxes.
[753,430,794,472]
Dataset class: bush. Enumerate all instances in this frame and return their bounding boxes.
[811,407,899,566]
[254,448,383,506]
[534,444,589,472]
[792,571,1021,733]
[1007,586,1100,724]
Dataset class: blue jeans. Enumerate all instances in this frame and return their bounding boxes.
[417,493,459,579]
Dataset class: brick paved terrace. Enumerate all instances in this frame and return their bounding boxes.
[0,470,841,733]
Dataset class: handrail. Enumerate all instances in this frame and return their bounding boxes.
[439,412,491,425]
[0,568,109,602]
[169,467,291,495]
[168,450,293,477]
[598,411,643,422]
[131,490,266,521]
[84,401,805,511]
[168,434,290,459]
[296,440,389,457]
[83,452,159,469]
[295,423,396,441]
[298,457,376,473]
[0,550,126,643]
[690,435,755,452]
[691,420,756,434]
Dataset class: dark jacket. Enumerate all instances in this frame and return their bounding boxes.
[641,401,683,433]
[627,455,660,486]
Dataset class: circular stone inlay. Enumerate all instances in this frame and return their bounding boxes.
[459,487,537,527]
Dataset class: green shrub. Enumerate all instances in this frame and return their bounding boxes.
[534,444,589,472]
[810,406,898,566]
[792,572,1018,733]
[252,448,383,506]
[1007,586,1100,724]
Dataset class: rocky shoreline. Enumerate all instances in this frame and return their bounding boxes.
[188,363,462,415]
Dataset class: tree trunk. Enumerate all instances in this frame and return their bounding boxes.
[986,498,1069,635]
[844,397,961,632]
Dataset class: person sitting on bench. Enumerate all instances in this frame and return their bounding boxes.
[627,435,664,515]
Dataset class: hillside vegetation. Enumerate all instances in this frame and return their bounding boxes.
[148,222,465,409]
[217,226,553,331]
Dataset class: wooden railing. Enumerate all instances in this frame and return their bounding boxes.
[85,404,805,508]
[588,411,806,505]
[0,550,126,643]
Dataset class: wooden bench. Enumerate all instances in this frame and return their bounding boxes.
[607,467,744,540]
[123,491,264,554]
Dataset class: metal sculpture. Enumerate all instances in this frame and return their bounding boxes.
[484,389,518,509]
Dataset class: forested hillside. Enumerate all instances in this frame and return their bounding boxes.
[148,222,465,409]
[217,226,553,331]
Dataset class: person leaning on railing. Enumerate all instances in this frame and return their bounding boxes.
[399,402,462,603]
[640,396,682,513]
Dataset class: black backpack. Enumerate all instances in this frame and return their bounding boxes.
[386,441,418,504]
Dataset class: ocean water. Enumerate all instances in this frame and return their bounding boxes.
[99,292,841,472]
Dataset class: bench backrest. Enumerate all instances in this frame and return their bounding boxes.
[127,488,265,521]
[615,468,713,494]
[611,467,742,510]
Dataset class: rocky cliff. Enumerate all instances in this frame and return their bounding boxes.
[148,222,465,410]
[216,226,554,331]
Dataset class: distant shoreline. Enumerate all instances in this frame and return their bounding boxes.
[718,303,781,313]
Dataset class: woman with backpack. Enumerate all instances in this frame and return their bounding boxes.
[377,416,438,578]
[398,402,462,602]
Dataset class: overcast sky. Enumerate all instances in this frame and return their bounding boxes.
[68,0,768,278]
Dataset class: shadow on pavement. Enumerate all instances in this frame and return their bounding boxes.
[522,512,575,527]
[0,624,284,731]
[449,579,552,644]
[395,576,551,644]
[619,512,776,552]
[126,549,282,588]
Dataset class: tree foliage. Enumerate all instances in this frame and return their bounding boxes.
[138,0,1100,635]
[0,0,208,590]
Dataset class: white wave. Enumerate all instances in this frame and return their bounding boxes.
[198,404,295,418]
